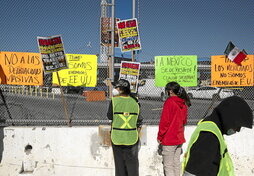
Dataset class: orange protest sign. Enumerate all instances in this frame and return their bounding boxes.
[0,52,43,86]
[211,55,254,87]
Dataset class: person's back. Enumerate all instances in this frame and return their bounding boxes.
[111,95,140,146]
[182,96,253,176]
[158,96,187,145]
[107,79,142,176]
[157,81,191,176]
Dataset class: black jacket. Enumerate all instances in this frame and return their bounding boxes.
[185,96,253,176]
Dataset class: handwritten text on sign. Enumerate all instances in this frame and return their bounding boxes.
[155,55,197,87]
[52,54,97,87]
[211,55,253,87]
[0,52,43,86]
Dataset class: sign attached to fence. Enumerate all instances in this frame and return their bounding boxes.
[37,35,68,73]
[155,55,197,87]
[117,18,141,52]
[119,61,141,93]
[211,55,254,87]
[101,17,119,47]
[0,51,43,86]
[52,54,97,87]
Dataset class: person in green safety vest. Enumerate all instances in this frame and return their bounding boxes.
[182,96,253,176]
[107,79,143,176]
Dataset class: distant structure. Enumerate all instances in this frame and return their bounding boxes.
[100,0,109,63]
[198,57,210,65]
[114,57,132,63]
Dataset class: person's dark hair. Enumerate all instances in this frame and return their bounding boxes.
[130,92,139,103]
[115,79,131,95]
[165,82,191,107]
[115,79,139,103]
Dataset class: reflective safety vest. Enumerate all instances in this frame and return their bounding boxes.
[111,96,140,145]
[182,120,235,176]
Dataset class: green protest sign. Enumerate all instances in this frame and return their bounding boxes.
[155,55,197,87]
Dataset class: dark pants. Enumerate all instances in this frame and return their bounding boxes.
[112,141,140,176]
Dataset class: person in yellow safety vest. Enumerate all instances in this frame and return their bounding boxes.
[107,79,143,176]
[182,96,253,176]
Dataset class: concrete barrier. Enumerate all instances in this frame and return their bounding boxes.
[0,126,253,176]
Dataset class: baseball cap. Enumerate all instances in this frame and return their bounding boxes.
[112,79,130,89]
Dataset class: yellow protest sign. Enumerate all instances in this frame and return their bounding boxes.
[0,51,43,85]
[52,54,97,87]
[211,55,254,87]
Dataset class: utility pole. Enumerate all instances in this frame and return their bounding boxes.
[109,0,115,98]
[132,0,136,62]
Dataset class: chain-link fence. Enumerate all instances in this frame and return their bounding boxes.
[0,0,254,126]
[1,62,254,127]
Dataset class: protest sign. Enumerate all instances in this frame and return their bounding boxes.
[211,55,254,87]
[155,55,197,87]
[37,35,68,73]
[52,54,97,87]
[117,18,141,52]
[0,51,43,86]
[119,61,140,93]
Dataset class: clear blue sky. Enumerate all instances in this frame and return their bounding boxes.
[0,0,253,62]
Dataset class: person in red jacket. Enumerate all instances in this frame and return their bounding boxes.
[157,81,191,176]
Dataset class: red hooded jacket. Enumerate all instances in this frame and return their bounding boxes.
[157,96,188,145]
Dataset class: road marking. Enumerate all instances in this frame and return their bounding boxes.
[151,108,163,111]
